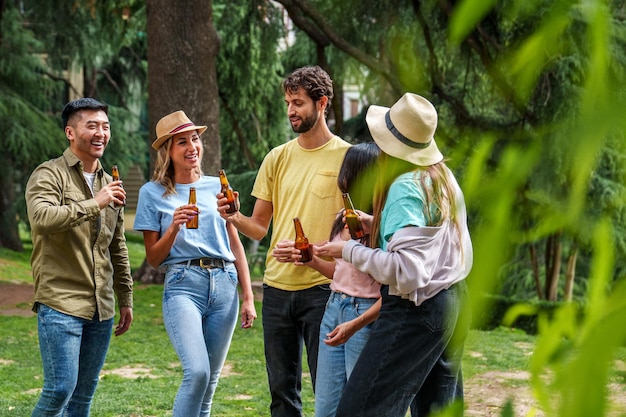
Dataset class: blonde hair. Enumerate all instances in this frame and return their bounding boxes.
[151,136,204,197]
[371,155,460,248]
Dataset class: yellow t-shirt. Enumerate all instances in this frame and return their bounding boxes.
[252,136,351,290]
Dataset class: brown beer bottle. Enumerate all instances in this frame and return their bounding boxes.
[111,165,125,207]
[342,193,365,239]
[293,217,313,263]
[186,187,199,229]
[218,169,238,213]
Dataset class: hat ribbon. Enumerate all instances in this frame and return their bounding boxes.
[385,111,431,149]
[169,122,195,134]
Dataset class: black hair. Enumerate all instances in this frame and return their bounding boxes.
[337,142,381,195]
[329,141,381,242]
[62,98,108,128]
[281,66,334,103]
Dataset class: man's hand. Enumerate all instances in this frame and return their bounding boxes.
[94,181,126,209]
[272,240,298,263]
[216,190,240,218]
[114,306,133,336]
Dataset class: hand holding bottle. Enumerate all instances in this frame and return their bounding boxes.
[342,210,374,236]
[111,165,126,207]
[171,204,199,231]
[218,169,238,213]
[186,187,199,229]
[216,190,240,217]
[272,240,298,263]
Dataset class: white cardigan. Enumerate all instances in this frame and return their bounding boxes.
[342,218,473,306]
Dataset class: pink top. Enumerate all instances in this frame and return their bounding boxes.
[330,234,381,299]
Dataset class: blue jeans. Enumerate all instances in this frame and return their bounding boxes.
[163,263,239,417]
[314,292,377,417]
[335,282,470,417]
[262,283,330,417]
[32,304,113,417]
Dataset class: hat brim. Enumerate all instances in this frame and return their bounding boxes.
[151,125,208,150]
[366,105,443,167]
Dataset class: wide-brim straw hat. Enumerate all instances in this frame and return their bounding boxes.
[366,93,443,166]
[152,110,207,150]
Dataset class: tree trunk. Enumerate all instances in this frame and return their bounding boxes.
[0,153,23,251]
[545,233,562,301]
[529,243,543,299]
[564,244,578,301]
[136,0,220,283]
[132,260,164,284]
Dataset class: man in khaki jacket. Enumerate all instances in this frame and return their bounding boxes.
[25,97,133,416]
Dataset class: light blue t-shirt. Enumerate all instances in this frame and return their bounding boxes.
[133,176,235,266]
[380,171,439,251]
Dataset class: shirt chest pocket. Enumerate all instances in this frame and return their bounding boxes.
[310,170,339,199]
[63,190,91,229]
[63,189,85,205]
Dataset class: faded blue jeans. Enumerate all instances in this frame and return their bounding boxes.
[314,291,378,417]
[335,282,470,417]
[31,304,113,417]
[163,262,239,417]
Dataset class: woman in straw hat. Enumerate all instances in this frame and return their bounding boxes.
[316,93,473,416]
[133,110,256,417]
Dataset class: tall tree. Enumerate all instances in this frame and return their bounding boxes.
[134,0,221,283]
[146,0,220,174]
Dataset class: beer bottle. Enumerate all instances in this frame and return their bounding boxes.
[186,187,199,229]
[218,169,238,213]
[342,193,365,239]
[293,217,312,263]
[111,165,125,207]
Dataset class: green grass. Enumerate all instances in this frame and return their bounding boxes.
[0,287,536,417]
[0,285,291,417]
[2,229,626,416]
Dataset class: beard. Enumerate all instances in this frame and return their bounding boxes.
[290,111,318,133]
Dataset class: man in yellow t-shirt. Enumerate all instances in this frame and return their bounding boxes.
[218,66,350,417]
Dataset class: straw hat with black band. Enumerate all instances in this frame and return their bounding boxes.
[152,110,208,150]
[366,93,443,167]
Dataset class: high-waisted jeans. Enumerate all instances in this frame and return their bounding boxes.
[31,304,113,417]
[314,291,378,417]
[163,262,239,417]
[335,281,470,417]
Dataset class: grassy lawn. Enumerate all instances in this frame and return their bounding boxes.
[2,228,626,416]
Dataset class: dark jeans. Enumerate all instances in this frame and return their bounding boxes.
[262,283,330,417]
[335,281,470,417]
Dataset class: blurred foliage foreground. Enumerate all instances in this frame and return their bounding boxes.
[444,1,626,416]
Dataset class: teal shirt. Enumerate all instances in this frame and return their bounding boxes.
[380,171,439,251]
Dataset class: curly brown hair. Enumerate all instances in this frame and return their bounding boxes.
[281,66,334,113]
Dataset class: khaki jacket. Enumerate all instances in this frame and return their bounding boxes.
[25,148,133,320]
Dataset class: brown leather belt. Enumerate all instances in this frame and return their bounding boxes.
[177,257,229,269]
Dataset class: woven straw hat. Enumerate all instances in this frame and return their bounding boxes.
[366,93,443,166]
[152,110,207,150]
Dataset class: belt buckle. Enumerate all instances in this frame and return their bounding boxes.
[199,258,223,269]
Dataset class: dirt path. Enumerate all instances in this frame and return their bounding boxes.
[0,281,35,316]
